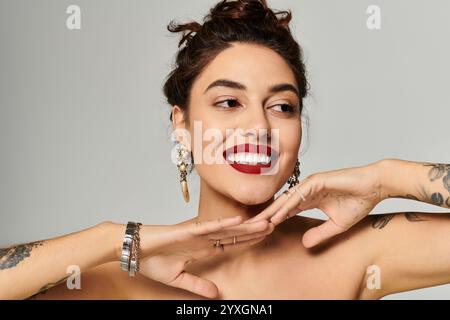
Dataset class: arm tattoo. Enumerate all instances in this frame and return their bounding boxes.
[370,214,395,229]
[423,163,450,207]
[388,164,450,208]
[404,212,428,222]
[418,185,449,208]
[430,192,444,206]
[371,212,428,229]
[25,274,71,300]
[424,163,450,192]
[0,241,44,270]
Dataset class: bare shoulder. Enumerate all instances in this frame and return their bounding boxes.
[277,215,384,299]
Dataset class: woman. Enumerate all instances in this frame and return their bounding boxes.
[1,0,449,300]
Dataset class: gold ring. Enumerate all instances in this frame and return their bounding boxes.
[233,236,237,245]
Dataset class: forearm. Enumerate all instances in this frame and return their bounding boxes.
[377,158,450,208]
[0,221,124,299]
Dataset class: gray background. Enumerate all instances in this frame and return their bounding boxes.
[0,0,449,299]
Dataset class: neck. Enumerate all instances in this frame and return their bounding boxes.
[195,180,275,222]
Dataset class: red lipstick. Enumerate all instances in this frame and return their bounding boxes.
[222,143,279,175]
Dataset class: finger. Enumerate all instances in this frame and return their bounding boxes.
[221,235,267,252]
[168,271,219,299]
[270,206,304,226]
[218,222,275,245]
[206,220,269,240]
[189,216,243,236]
[268,184,311,225]
[245,178,316,224]
[301,219,347,248]
[270,207,304,225]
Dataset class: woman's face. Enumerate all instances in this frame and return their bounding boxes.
[173,42,302,205]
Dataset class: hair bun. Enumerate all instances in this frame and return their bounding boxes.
[209,0,291,28]
[168,0,292,48]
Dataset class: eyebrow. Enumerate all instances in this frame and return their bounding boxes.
[203,79,300,98]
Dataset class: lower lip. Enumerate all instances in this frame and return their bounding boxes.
[228,162,271,174]
[224,156,278,175]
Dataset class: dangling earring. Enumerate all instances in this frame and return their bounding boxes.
[175,142,193,203]
[287,159,301,189]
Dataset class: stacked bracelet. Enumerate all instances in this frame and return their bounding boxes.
[120,221,142,277]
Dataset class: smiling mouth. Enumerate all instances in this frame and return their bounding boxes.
[222,143,279,174]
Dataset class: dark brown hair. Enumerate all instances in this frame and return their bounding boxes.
[163,0,309,122]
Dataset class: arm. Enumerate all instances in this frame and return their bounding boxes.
[0,221,123,300]
[247,159,450,249]
[378,159,450,208]
[1,217,271,299]
[360,159,450,298]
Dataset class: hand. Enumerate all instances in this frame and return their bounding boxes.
[137,216,274,298]
[245,161,384,248]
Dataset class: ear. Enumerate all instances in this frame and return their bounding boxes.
[172,106,189,144]
[172,105,186,132]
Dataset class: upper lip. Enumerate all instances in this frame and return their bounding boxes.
[223,143,274,158]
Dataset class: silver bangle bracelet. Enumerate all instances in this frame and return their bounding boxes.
[120,221,142,277]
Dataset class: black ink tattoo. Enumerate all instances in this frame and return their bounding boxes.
[423,163,450,193]
[371,212,428,230]
[0,241,44,270]
[430,192,444,206]
[445,175,450,192]
[387,164,450,208]
[25,274,71,300]
[371,214,395,229]
[404,212,428,222]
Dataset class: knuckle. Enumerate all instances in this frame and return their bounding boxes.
[309,173,322,183]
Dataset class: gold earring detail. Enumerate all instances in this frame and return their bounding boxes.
[176,142,193,203]
[287,159,301,189]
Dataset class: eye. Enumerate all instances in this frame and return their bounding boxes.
[270,103,296,113]
[214,99,241,109]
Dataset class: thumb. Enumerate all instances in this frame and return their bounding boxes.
[302,219,346,248]
[168,271,219,299]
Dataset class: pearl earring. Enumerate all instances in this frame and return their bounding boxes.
[175,142,193,203]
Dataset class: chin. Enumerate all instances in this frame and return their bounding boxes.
[227,184,276,206]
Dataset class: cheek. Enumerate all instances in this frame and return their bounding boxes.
[279,120,302,155]
[188,118,227,164]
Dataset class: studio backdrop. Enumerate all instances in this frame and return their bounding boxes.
[0,0,449,299]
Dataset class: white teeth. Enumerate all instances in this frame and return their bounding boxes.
[226,152,271,165]
[227,153,235,162]
[257,154,264,163]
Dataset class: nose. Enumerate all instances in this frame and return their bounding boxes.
[240,103,271,143]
